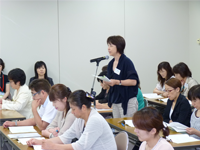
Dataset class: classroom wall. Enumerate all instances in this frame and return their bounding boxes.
[189,1,200,83]
[0,0,197,95]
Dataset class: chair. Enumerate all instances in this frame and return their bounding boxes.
[115,131,129,150]
[143,98,148,107]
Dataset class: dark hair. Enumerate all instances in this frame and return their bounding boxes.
[188,85,200,101]
[157,62,174,87]
[132,107,169,137]
[29,79,51,94]
[165,78,181,92]
[107,36,126,54]
[8,68,26,86]
[68,90,94,109]
[0,58,5,71]
[34,61,51,82]
[173,62,192,78]
[49,84,71,114]
[97,71,107,83]
[102,65,108,72]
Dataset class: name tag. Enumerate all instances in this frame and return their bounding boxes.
[114,68,121,75]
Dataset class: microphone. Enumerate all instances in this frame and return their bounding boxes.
[90,55,109,63]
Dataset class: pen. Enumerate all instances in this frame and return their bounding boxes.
[121,123,125,127]
[56,130,59,133]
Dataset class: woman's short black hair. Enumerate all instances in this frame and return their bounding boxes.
[34,61,48,79]
[8,68,26,86]
[173,62,192,78]
[107,35,126,54]
[0,58,5,71]
[188,85,200,101]
[97,71,107,83]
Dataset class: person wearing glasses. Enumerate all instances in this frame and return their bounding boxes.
[0,68,33,119]
[3,79,57,131]
[163,78,191,127]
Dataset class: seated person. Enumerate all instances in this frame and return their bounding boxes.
[42,84,75,138]
[29,61,54,86]
[137,83,144,110]
[0,68,33,119]
[163,78,191,127]
[27,90,117,150]
[3,79,57,130]
[133,107,174,150]
[173,62,198,97]
[0,58,10,102]
[186,85,200,139]
[153,61,174,97]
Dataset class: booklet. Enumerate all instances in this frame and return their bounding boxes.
[92,75,110,82]
[164,122,189,132]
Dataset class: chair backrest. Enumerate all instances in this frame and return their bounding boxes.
[143,98,148,107]
[115,131,129,150]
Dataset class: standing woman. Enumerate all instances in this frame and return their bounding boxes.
[173,62,198,97]
[132,107,174,150]
[41,84,75,138]
[163,78,191,126]
[0,58,10,102]
[29,61,54,86]
[105,35,139,118]
[27,90,117,150]
[153,61,174,97]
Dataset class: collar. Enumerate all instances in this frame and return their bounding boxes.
[42,96,49,108]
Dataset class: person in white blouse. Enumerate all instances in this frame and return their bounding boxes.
[3,79,57,131]
[27,90,117,150]
[41,84,75,138]
[153,61,174,98]
[0,68,33,119]
[132,107,174,150]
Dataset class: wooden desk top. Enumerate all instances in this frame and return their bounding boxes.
[0,126,44,150]
[146,98,167,106]
[106,117,200,148]
[0,110,26,121]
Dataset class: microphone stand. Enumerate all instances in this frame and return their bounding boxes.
[90,61,100,109]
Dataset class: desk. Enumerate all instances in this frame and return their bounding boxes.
[0,126,44,150]
[0,110,26,126]
[106,117,200,149]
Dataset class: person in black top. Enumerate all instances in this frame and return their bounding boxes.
[105,35,139,118]
[0,58,10,102]
[29,61,54,86]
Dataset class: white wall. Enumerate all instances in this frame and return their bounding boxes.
[189,1,200,83]
[0,0,197,95]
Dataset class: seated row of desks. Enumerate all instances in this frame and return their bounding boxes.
[106,117,200,150]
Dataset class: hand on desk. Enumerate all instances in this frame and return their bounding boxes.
[27,139,42,146]
[49,127,60,137]
[42,139,55,149]
[3,121,15,128]
[186,127,198,135]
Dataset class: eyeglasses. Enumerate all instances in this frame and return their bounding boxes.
[166,89,175,93]
[32,90,41,97]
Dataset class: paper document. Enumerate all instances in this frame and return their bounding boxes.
[96,108,112,112]
[18,137,45,145]
[167,134,199,144]
[143,93,163,99]
[164,122,188,132]
[8,133,41,139]
[9,126,37,133]
[124,120,134,127]
[92,75,110,82]
[33,145,44,150]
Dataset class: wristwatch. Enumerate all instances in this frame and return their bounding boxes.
[119,80,122,86]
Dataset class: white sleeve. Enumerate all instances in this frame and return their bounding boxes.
[72,116,103,150]
[156,82,163,91]
[2,91,31,111]
[39,103,57,124]
[59,118,80,144]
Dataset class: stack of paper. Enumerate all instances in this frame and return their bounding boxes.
[164,122,188,132]
[9,126,37,133]
[33,145,44,150]
[167,134,199,143]
[92,75,110,82]
[143,93,163,99]
[18,137,45,145]
[8,133,41,139]
[124,120,134,127]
